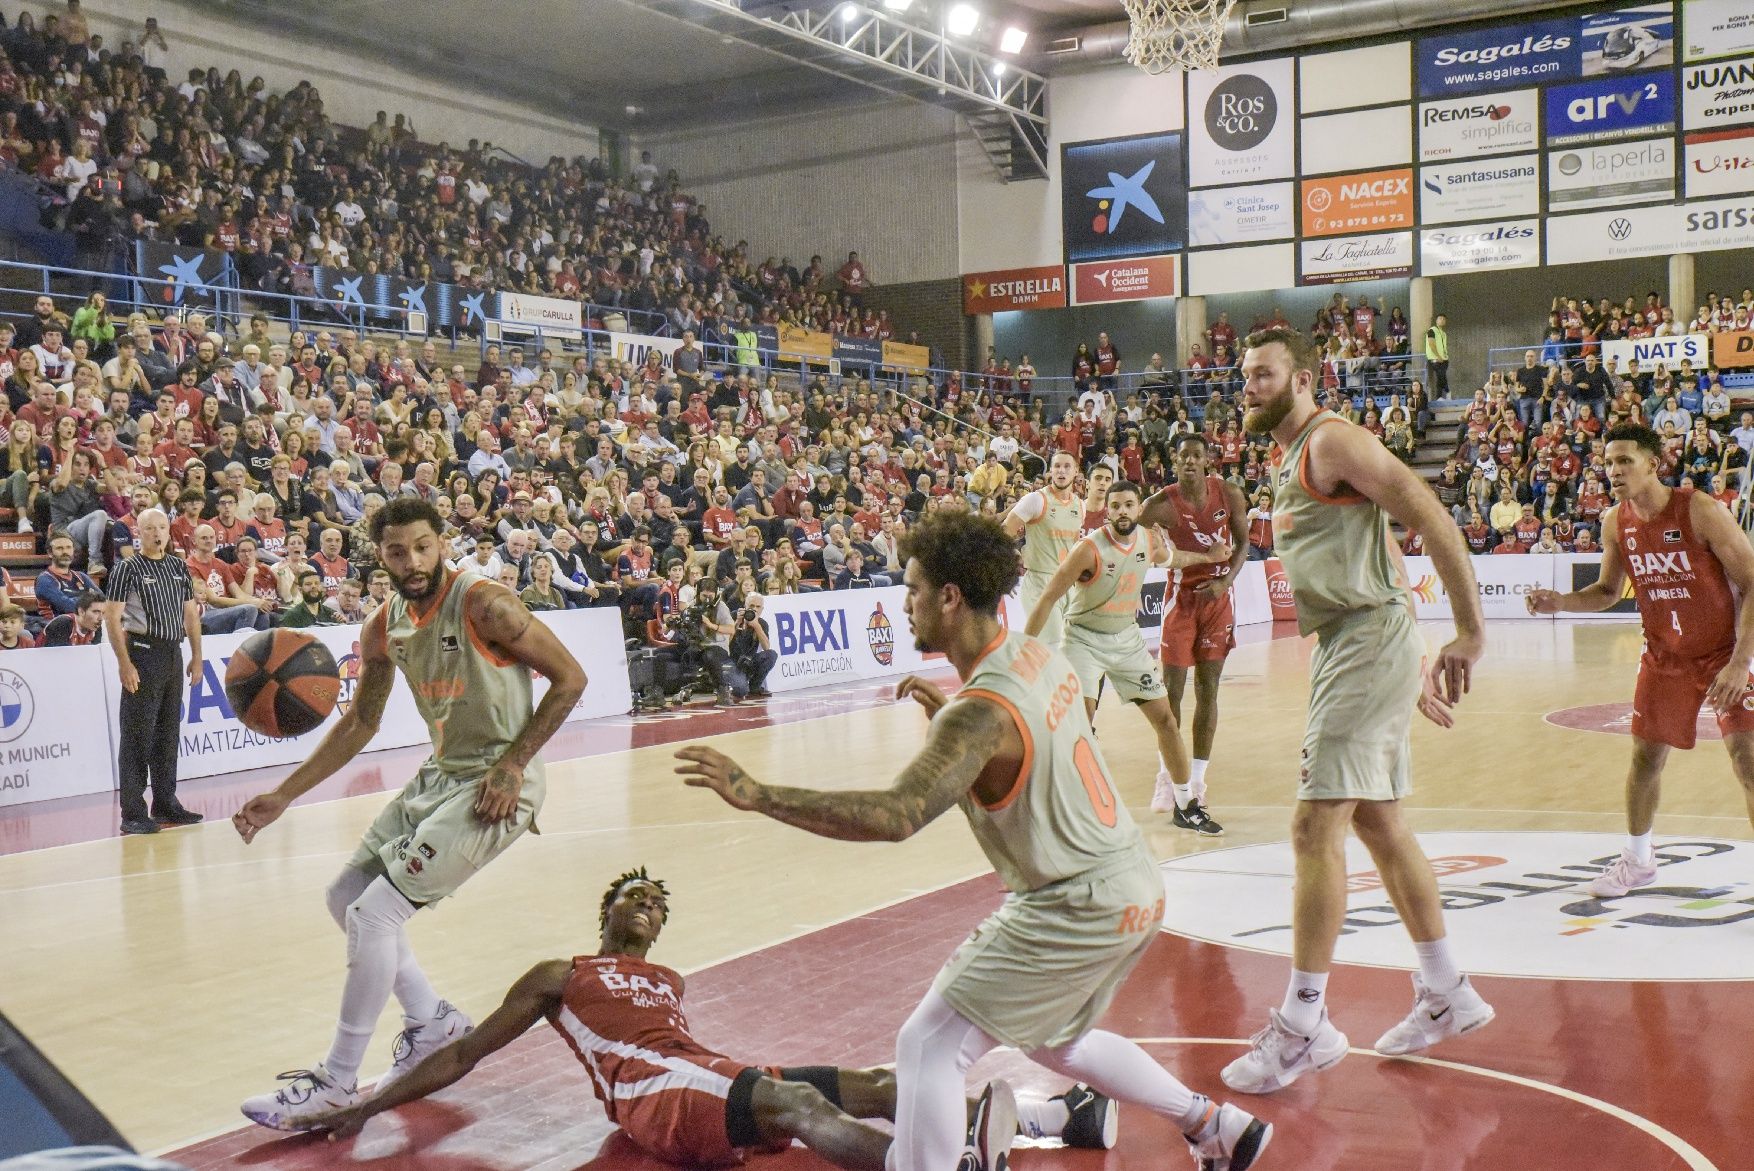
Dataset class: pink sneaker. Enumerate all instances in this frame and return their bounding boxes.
[1587,849,1658,897]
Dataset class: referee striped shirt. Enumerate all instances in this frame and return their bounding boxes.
[106,553,195,641]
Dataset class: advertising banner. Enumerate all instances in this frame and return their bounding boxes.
[1070,253,1179,306]
[0,647,118,809]
[1682,56,1754,128]
[1547,138,1676,209]
[1417,17,1579,97]
[1061,132,1187,264]
[134,241,231,308]
[1300,106,1413,176]
[498,292,583,340]
[1186,243,1296,297]
[882,341,933,374]
[1418,155,1540,224]
[608,331,683,370]
[1418,89,1540,162]
[1713,329,1754,368]
[154,611,632,782]
[834,335,885,370]
[776,323,834,364]
[1402,554,1636,621]
[1264,558,1298,622]
[1300,232,1414,284]
[310,267,428,326]
[1420,220,1541,275]
[1581,4,1675,75]
[1300,168,1415,237]
[1545,73,1678,145]
[761,586,918,693]
[1547,195,1754,264]
[1600,333,1713,368]
[1684,127,1754,197]
[1188,183,1296,247]
[962,266,1067,314]
[1683,0,1754,62]
[1188,57,1297,187]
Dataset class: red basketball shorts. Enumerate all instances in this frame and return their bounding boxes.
[1632,650,1754,750]
[612,1055,785,1167]
[1159,588,1236,669]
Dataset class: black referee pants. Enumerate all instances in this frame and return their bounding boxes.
[117,635,184,821]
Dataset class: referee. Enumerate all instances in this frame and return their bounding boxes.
[104,507,204,836]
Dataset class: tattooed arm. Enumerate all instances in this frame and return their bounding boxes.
[674,697,1011,842]
[469,581,588,823]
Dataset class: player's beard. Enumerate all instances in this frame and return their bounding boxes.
[389,563,444,601]
[1244,385,1295,435]
[1110,515,1136,537]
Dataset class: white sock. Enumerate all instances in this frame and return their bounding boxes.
[1190,758,1210,802]
[394,938,443,1024]
[1413,937,1462,994]
[1015,1095,1070,1140]
[1280,969,1328,1035]
[1628,831,1654,866]
[1180,1093,1217,1141]
[325,877,418,1088]
[1173,782,1194,810]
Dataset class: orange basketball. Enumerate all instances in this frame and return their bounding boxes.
[223,629,341,739]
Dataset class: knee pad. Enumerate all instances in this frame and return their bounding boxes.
[325,866,374,930]
[779,1066,845,1109]
[344,874,419,940]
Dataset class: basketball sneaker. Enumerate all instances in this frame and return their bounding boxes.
[376,1000,474,1092]
[1054,1083,1117,1149]
[1185,1102,1273,1171]
[1151,769,1177,814]
[1587,849,1658,898]
[1221,1009,1348,1095]
[1173,801,1225,837]
[960,1079,1017,1171]
[240,1064,359,1131]
[1374,975,1495,1056]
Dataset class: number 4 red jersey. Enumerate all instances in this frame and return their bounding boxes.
[1616,486,1737,666]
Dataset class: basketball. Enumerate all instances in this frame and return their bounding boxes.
[223,629,342,739]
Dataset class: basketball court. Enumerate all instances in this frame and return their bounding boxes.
[2,616,1747,1169]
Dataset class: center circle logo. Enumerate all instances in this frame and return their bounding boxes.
[1558,152,1582,176]
[0,668,34,743]
[1157,831,1754,981]
[1305,188,1332,213]
[1204,74,1276,152]
[1608,217,1633,241]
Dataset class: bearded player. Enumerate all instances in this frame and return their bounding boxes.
[307,868,1113,1168]
[1219,328,1492,1097]
[1527,423,1754,896]
[679,511,1273,1171]
[1003,451,1084,649]
[1024,480,1230,835]
[231,497,588,1129]
[1140,435,1249,832]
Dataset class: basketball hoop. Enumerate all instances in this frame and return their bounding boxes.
[1120,0,1237,75]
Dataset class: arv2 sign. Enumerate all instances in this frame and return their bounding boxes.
[1545,72,1677,145]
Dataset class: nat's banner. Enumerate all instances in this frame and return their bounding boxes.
[1714,330,1754,370]
[777,323,834,364]
[883,340,932,374]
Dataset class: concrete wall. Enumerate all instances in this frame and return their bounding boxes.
[85,1,601,160]
[637,100,961,286]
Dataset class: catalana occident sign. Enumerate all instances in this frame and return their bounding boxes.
[1158,832,1754,981]
[1069,253,1179,306]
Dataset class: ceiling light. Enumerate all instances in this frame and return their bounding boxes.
[999,25,1027,53]
[993,61,1008,75]
[840,3,859,20]
[881,0,913,10]
[946,4,979,36]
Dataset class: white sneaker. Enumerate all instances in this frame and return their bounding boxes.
[1221,1009,1348,1095]
[1374,975,1495,1056]
[1587,849,1658,897]
[959,1078,1017,1171]
[376,1000,473,1092]
[1186,1102,1274,1171]
[240,1063,359,1131]
[1151,769,1177,814]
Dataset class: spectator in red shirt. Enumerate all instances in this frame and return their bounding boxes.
[0,602,33,649]
[836,251,869,299]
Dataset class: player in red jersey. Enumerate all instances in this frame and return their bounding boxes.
[1080,462,1114,535]
[1139,434,1248,836]
[308,869,1114,1167]
[1528,424,1754,897]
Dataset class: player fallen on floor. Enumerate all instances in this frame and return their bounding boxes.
[302,868,1119,1169]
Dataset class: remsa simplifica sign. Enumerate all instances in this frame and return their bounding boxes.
[1418,89,1539,161]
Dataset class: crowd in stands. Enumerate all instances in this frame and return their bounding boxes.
[0,4,927,357]
[1420,288,1754,557]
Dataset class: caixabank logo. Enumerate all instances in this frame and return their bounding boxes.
[1158,832,1754,980]
[1060,132,1187,264]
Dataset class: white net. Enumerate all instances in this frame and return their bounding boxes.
[1119,0,1237,75]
